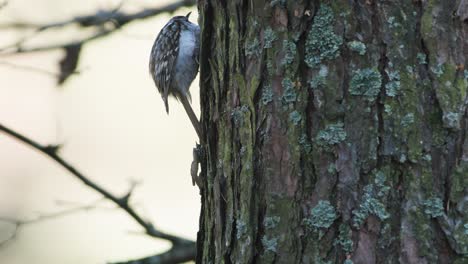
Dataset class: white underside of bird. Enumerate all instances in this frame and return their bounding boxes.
[174,29,197,97]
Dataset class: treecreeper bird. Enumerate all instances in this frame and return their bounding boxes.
[149,12,201,139]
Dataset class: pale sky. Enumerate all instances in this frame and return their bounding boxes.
[0,1,200,263]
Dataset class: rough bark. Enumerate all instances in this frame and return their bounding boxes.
[196,0,467,263]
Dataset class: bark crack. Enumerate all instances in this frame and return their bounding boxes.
[371,1,387,170]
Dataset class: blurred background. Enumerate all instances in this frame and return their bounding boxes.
[0,0,200,263]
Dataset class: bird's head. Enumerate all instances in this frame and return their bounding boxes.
[171,12,192,22]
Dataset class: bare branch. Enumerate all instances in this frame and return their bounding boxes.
[0,123,193,246]
[0,2,198,261]
[111,242,196,264]
[0,28,114,56]
[0,0,196,55]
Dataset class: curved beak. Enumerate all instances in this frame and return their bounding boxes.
[186,12,192,19]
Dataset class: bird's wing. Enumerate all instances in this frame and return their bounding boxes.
[149,22,180,113]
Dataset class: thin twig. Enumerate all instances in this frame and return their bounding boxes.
[0,0,196,55]
[0,28,114,56]
[0,60,80,77]
[0,198,105,247]
[0,220,18,248]
[0,123,192,246]
[0,198,105,226]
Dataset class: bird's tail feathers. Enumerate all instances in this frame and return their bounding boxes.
[180,96,201,139]
[163,97,169,114]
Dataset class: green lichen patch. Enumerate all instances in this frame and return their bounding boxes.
[408,208,436,259]
[401,113,415,127]
[347,40,366,55]
[442,112,461,130]
[406,65,414,75]
[289,110,302,125]
[422,154,432,161]
[385,69,401,97]
[349,68,382,102]
[399,154,407,163]
[236,220,247,239]
[263,27,277,49]
[245,38,260,58]
[303,200,337,235]
[262,84,274,105]
[282,40,297,65]
[266,60,274,75]
[378,223,396,250]
[374,171,391,197]
[387,16,400,29]
[422,197,444,218]
[327,163,337,174]
[432,64,466,130]
[309,76,324,89]
[264,216,281,229]
[309,65,329,89]
[282,77,297,103]
[231,105,249,126]
[305,4,343,68]
[261,236,278,252]
[335,224,354,253]
[439,213,468,254]
[299,134,312,153]
[431,63,445,77]
[417,53,427,65]
[384,104,392,114]
[352,171,390,228]
[315,122,347,151]
[352,186,389,227]
[318,65,329,77]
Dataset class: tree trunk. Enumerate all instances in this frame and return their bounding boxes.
[196,0,467,263]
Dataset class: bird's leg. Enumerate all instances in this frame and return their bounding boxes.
[180,95,202,140]
[179,96,204,188]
